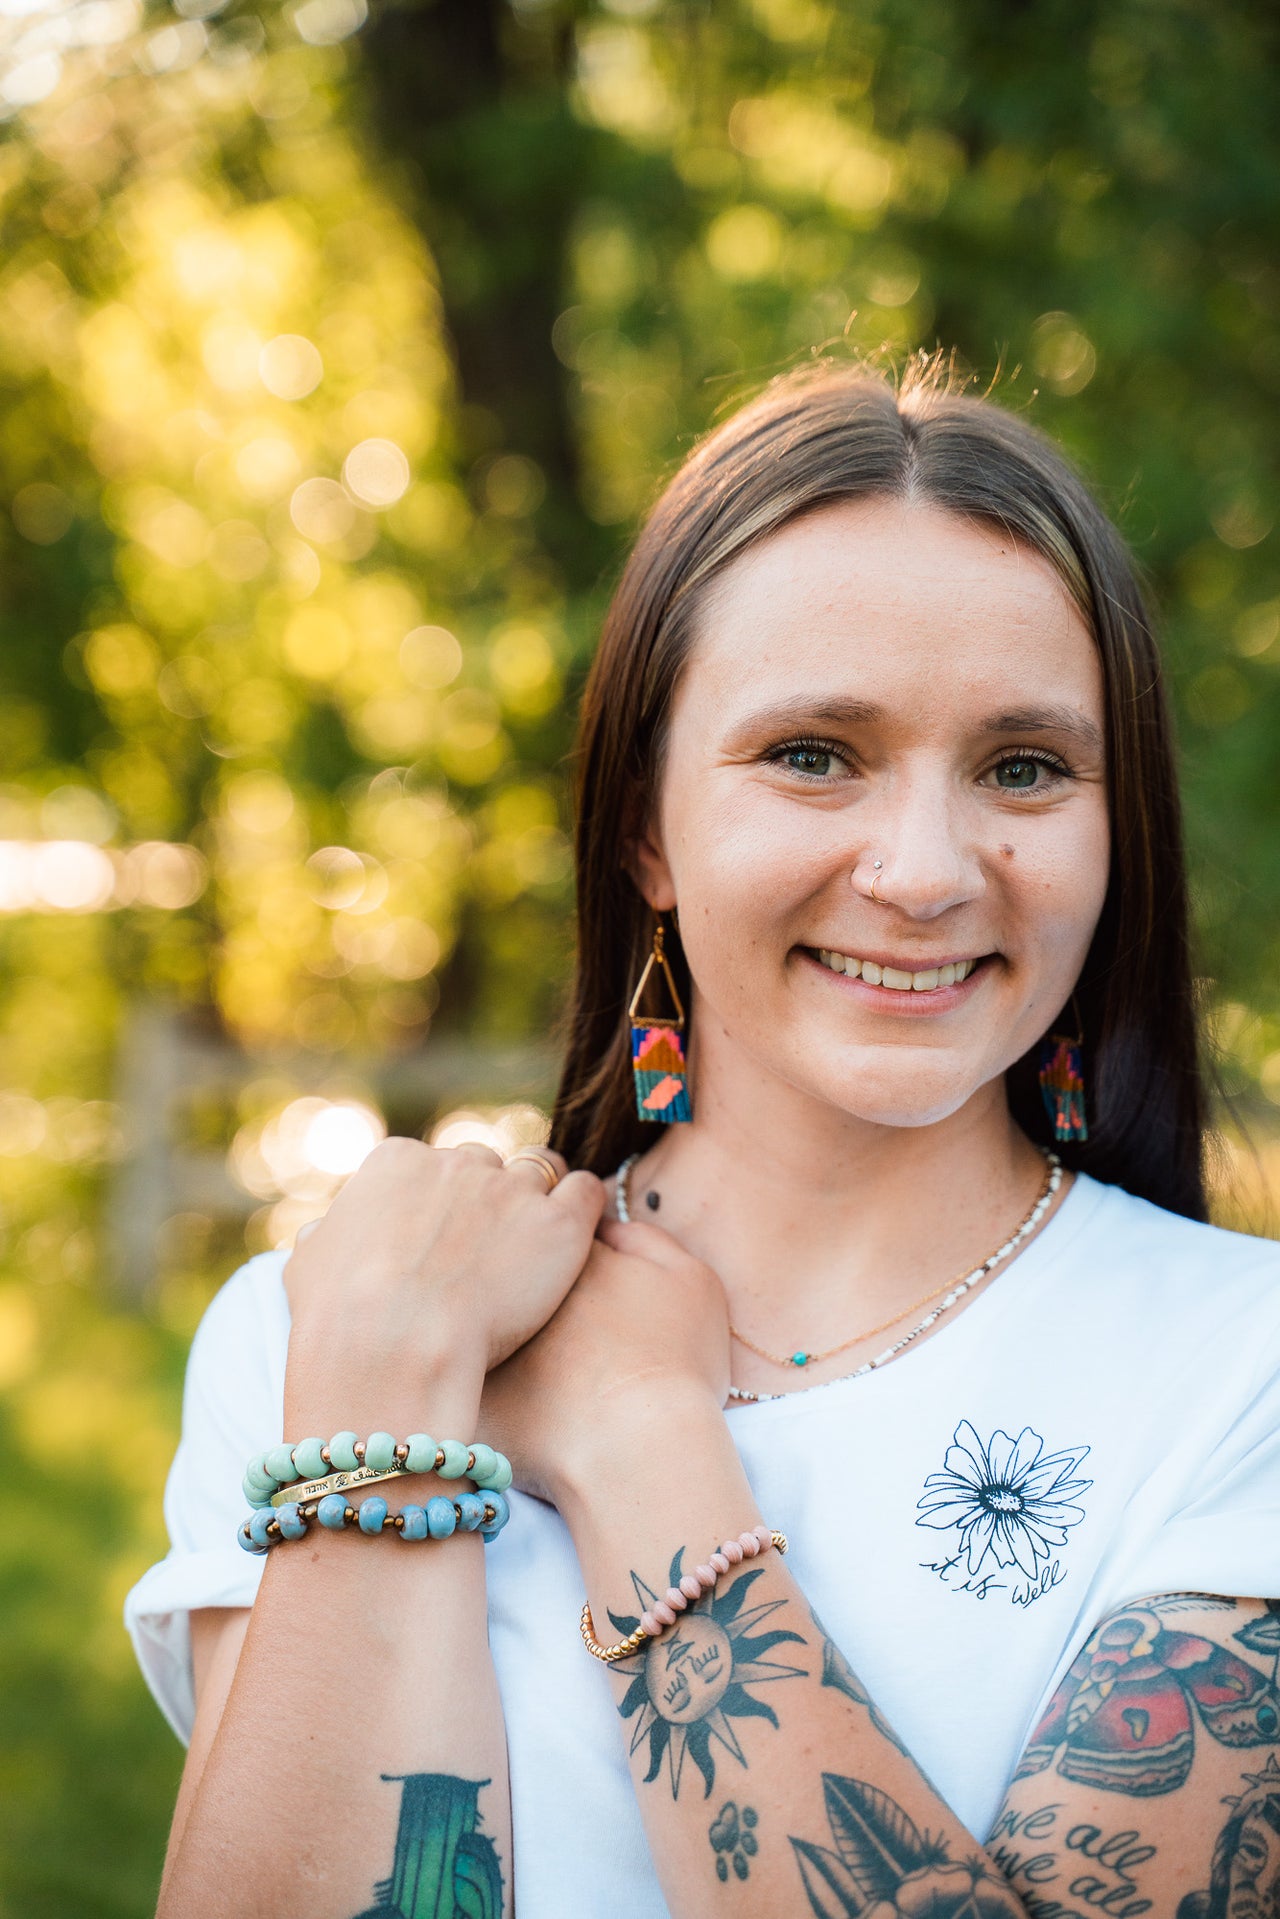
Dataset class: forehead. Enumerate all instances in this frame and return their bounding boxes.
[685,496,1101,720]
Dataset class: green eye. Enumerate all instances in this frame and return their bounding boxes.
[994,757,1042,790]
[786,747,834,777]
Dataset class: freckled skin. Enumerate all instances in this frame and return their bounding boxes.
[631,497,1110,1132]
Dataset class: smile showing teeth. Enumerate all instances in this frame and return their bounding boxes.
[814,950,978,991]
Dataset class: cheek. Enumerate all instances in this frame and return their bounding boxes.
[663,778,828,908]
[1016,802,1110,949]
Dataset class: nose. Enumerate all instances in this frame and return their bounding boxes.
[852,774,985,921]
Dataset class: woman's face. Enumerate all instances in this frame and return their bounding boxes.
[634,496,1111,1131]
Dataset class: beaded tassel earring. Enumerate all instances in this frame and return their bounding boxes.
[1039,1002,1087,1142]
[628,914,691,1124]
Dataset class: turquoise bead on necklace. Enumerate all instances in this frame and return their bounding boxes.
[613,1148,1063,1400]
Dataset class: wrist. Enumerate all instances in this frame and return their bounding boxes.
[554,1377,740,1534]
[283,1327,488,1443]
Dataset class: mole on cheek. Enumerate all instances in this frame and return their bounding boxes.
[1000,843,1015,858]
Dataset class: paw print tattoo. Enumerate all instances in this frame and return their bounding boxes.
[709,1800,759,1881]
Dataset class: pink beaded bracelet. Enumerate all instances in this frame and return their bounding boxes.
[580,1525,788,1664]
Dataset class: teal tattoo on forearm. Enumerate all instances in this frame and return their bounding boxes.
[793,1771,1023,1917]
[351,1773,504,1918]
[605,1547,806,1799]
[709,1801,759,1882]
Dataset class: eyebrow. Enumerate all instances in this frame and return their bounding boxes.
[728,697,1104,756]
[729,697,886,735]
[979,706,1104,755]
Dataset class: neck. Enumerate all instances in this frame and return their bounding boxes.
[623,1050,1052,1385]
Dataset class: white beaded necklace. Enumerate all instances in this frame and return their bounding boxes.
[614,1148,1063,1404]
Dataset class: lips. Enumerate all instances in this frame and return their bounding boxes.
[812,948,981,992]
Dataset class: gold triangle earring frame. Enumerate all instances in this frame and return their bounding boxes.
[628,915,692,1124]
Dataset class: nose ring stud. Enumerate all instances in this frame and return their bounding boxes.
[867,858,884,903]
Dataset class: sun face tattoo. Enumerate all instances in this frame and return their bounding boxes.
[605,1547,806,1799]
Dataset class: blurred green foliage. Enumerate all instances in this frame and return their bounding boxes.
[1,0,1278,1909]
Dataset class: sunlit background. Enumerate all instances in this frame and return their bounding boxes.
[1,0,1278,1908]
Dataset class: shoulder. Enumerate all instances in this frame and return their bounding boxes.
[193,1245,290,1347]
[1075,1173,1280,1295]
[1060,1176,1280,1387]
[182,1246,291,1417]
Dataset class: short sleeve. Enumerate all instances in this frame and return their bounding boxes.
[1114,1317,1280,1603]
[1017,1266,1280,1743]
[123,1250,291,1744]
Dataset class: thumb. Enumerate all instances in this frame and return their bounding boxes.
[596,1215,693,1274]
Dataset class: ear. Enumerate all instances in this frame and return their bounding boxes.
[624,820,677,912]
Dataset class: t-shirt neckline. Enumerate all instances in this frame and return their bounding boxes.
[724,1169,1109,1418]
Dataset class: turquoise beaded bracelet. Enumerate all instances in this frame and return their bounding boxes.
[238,1488,511,1554]
[242,1433,512,1509]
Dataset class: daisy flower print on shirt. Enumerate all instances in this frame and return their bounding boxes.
[916,1420,1093,1606]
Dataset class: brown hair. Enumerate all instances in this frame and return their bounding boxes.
[550,361,1208,1221]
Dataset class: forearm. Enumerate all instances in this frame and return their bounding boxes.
[560,1394,1026,1918]
[159,1371,512,1919]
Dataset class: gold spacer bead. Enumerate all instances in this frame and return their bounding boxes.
[353,1441,366,1463]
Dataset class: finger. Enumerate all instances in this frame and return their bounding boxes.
[503,1146,568,1192]
[294,1217,324,1246]
[596,1215,690,1272]
[549,1167,606,1228]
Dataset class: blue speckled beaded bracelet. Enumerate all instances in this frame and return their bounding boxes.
[238,1488,511,1554]
[242,1431,513,1510]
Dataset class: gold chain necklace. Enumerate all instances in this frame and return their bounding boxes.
[615,1149,1061,1381]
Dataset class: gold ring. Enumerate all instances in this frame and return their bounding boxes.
[506,1149,560,1192]
[868,858,884,903]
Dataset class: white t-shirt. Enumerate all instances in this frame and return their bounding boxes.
[125,1172,1280,1918]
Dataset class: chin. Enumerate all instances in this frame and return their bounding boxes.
[807,1060,993,1131]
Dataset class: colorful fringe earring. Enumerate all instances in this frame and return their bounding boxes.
[1039,1011,1087,1143]
[628,915,691,1124]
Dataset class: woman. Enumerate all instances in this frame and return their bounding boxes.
[127,363,1280,1919]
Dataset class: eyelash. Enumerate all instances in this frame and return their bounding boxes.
[765,738,1076,788]
[765,735,850,779]
[983,747,1075,791]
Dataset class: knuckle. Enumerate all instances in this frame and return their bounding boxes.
[452,1141,503,1168]
[560,1168,602,1205]
[372,1134,426,1165]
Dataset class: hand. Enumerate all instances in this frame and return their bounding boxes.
[282,1139,604,1424]
[479,1215,732,1507]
